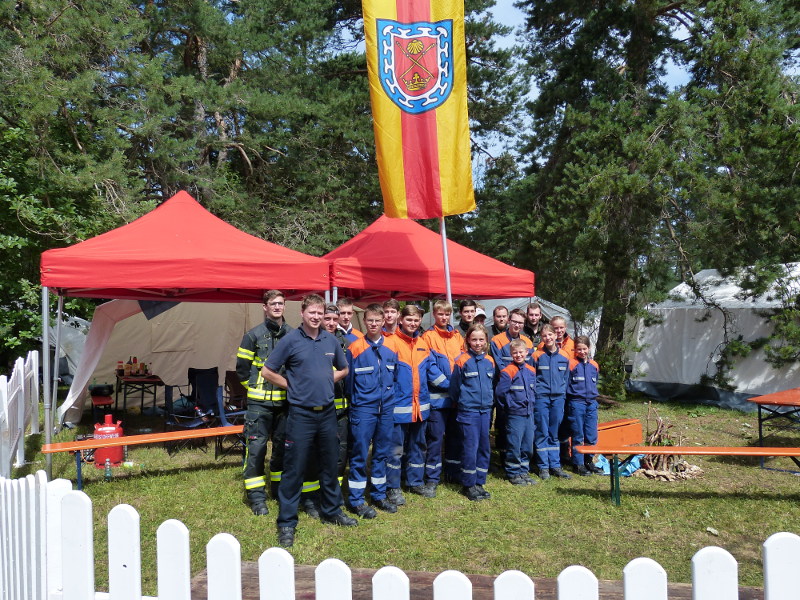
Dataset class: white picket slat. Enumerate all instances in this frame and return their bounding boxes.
[33,470,49,600]
[156,519,191,600]
[45,478,73,596]
[61,491,95,600]
[623,557,667,600]
[20,473,33,600]
[764,531,800,600]
[434,570,472,600]
[207,532,242,600]
[494,569,534,600]
[317,558,352,600]
[691,546,737,600]
[259,547,295,600]
[372,566,410,600]
[108,505,142,600]
[557,565,598,600]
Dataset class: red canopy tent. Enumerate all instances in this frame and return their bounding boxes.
[40,191,330,301]
[324,215,535,301]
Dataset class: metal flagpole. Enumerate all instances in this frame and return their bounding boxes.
[42,286,52,477]
[439,217,453,307]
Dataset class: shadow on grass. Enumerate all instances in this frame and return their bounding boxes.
[556,486,800,502]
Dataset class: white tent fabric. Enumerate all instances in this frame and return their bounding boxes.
[628,265,800,409]
[59,300,283,424]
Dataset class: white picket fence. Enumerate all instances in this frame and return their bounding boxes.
[0,351,40,478]
[1,471,799,600]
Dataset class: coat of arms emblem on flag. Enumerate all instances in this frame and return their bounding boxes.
[376,19,454,114]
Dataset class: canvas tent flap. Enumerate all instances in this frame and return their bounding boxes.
[325,215,535,300]
[40,191,330,302]
[627,265,800,410]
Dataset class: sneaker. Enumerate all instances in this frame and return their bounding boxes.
[522,474,538,485]
[423,482,438,497]
[250,502,269,516]
[301,497,320,519]
[575,465,592,476]
[476,484,491,499]
[387,488,406,506]
[550,467,572,479]
[408,485,435,498]
[538,470,551,480]
[351,503,377,519]
[587,463,604,474]
[508,475,530,486]
[373,498,398,513]
[277,526,295,548]
[461,485,484,501]
[321,511,358,526]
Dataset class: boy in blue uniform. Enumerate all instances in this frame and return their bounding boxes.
[450,324,496,501]
[531,324,571,480]
[262,294,357,548]
[566,335,603,475]
[346,304,399,517]
[495,338,537,486]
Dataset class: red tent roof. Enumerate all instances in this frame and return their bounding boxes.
[40,191,329,302]
[324,215,534,301]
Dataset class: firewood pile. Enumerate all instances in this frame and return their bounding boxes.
[636,402,704,480]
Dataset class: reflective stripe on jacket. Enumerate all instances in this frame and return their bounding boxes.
[235,319,291,406]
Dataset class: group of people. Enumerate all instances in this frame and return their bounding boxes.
[236,292,601,548]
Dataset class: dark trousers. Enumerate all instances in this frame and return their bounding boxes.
[387,421,427,488]
[504,413,535,478]
[567,398,598,466]
[243,403,286,504]
[424,407,448,484]
[347,407,394,506]
[534,394,565,470]
[277,404,343,528]
[458,410,491,487]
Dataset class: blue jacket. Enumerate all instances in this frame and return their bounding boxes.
[450,350,495,412]
[386,329,448,423]
[531,347,570,397]
[422,325,464,409]
[567,358,600,401]
[495,363,536,416]
[346,336,398,413]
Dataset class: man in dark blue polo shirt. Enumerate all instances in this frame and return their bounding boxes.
[262,294,357,548]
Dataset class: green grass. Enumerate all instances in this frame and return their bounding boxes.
[20,397,800,595]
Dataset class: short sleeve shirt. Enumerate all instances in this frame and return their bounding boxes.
[265,326,347,407]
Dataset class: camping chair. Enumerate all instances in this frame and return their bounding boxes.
[163,367,219,454]
[224,370,247,410]
[215,385,247,461]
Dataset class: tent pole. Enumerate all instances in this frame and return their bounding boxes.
[51,295,64,429]
[325,290,331,303]
[439,217,453,324]
[42,287,52,477]
[332,286,338,304]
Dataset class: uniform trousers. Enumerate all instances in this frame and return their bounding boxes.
[347,407,394,506]
[277,403,343,528]
[504,413,535,479]
[424,407,448,484]
[457,410,491,487]
[243,403,286,504]
[566,398,598,467]
[387,421,426,488]
[534,394,565,471]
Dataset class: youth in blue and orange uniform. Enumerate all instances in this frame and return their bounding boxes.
[566,344,600,472]
[385,308,448,499]
[346,332,398,510]
[450,329,496,495]
[490,330,534,371]
[495,360,537,482]
[337,297,364,345]
[531,339,571,475]
[421,303,464,491]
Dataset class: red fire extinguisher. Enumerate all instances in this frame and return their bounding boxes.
[94,414,124,468]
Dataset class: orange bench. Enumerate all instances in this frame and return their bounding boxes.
[575,444,800,505]
[596,418,642,446]
[42,425,243,489]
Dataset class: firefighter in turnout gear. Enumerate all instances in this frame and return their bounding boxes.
[237,290,291,515]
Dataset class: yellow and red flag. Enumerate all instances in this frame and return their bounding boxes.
[363,0,476,219]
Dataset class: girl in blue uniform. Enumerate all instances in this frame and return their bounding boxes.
[566,335,603,475]
[450,324,496,501]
